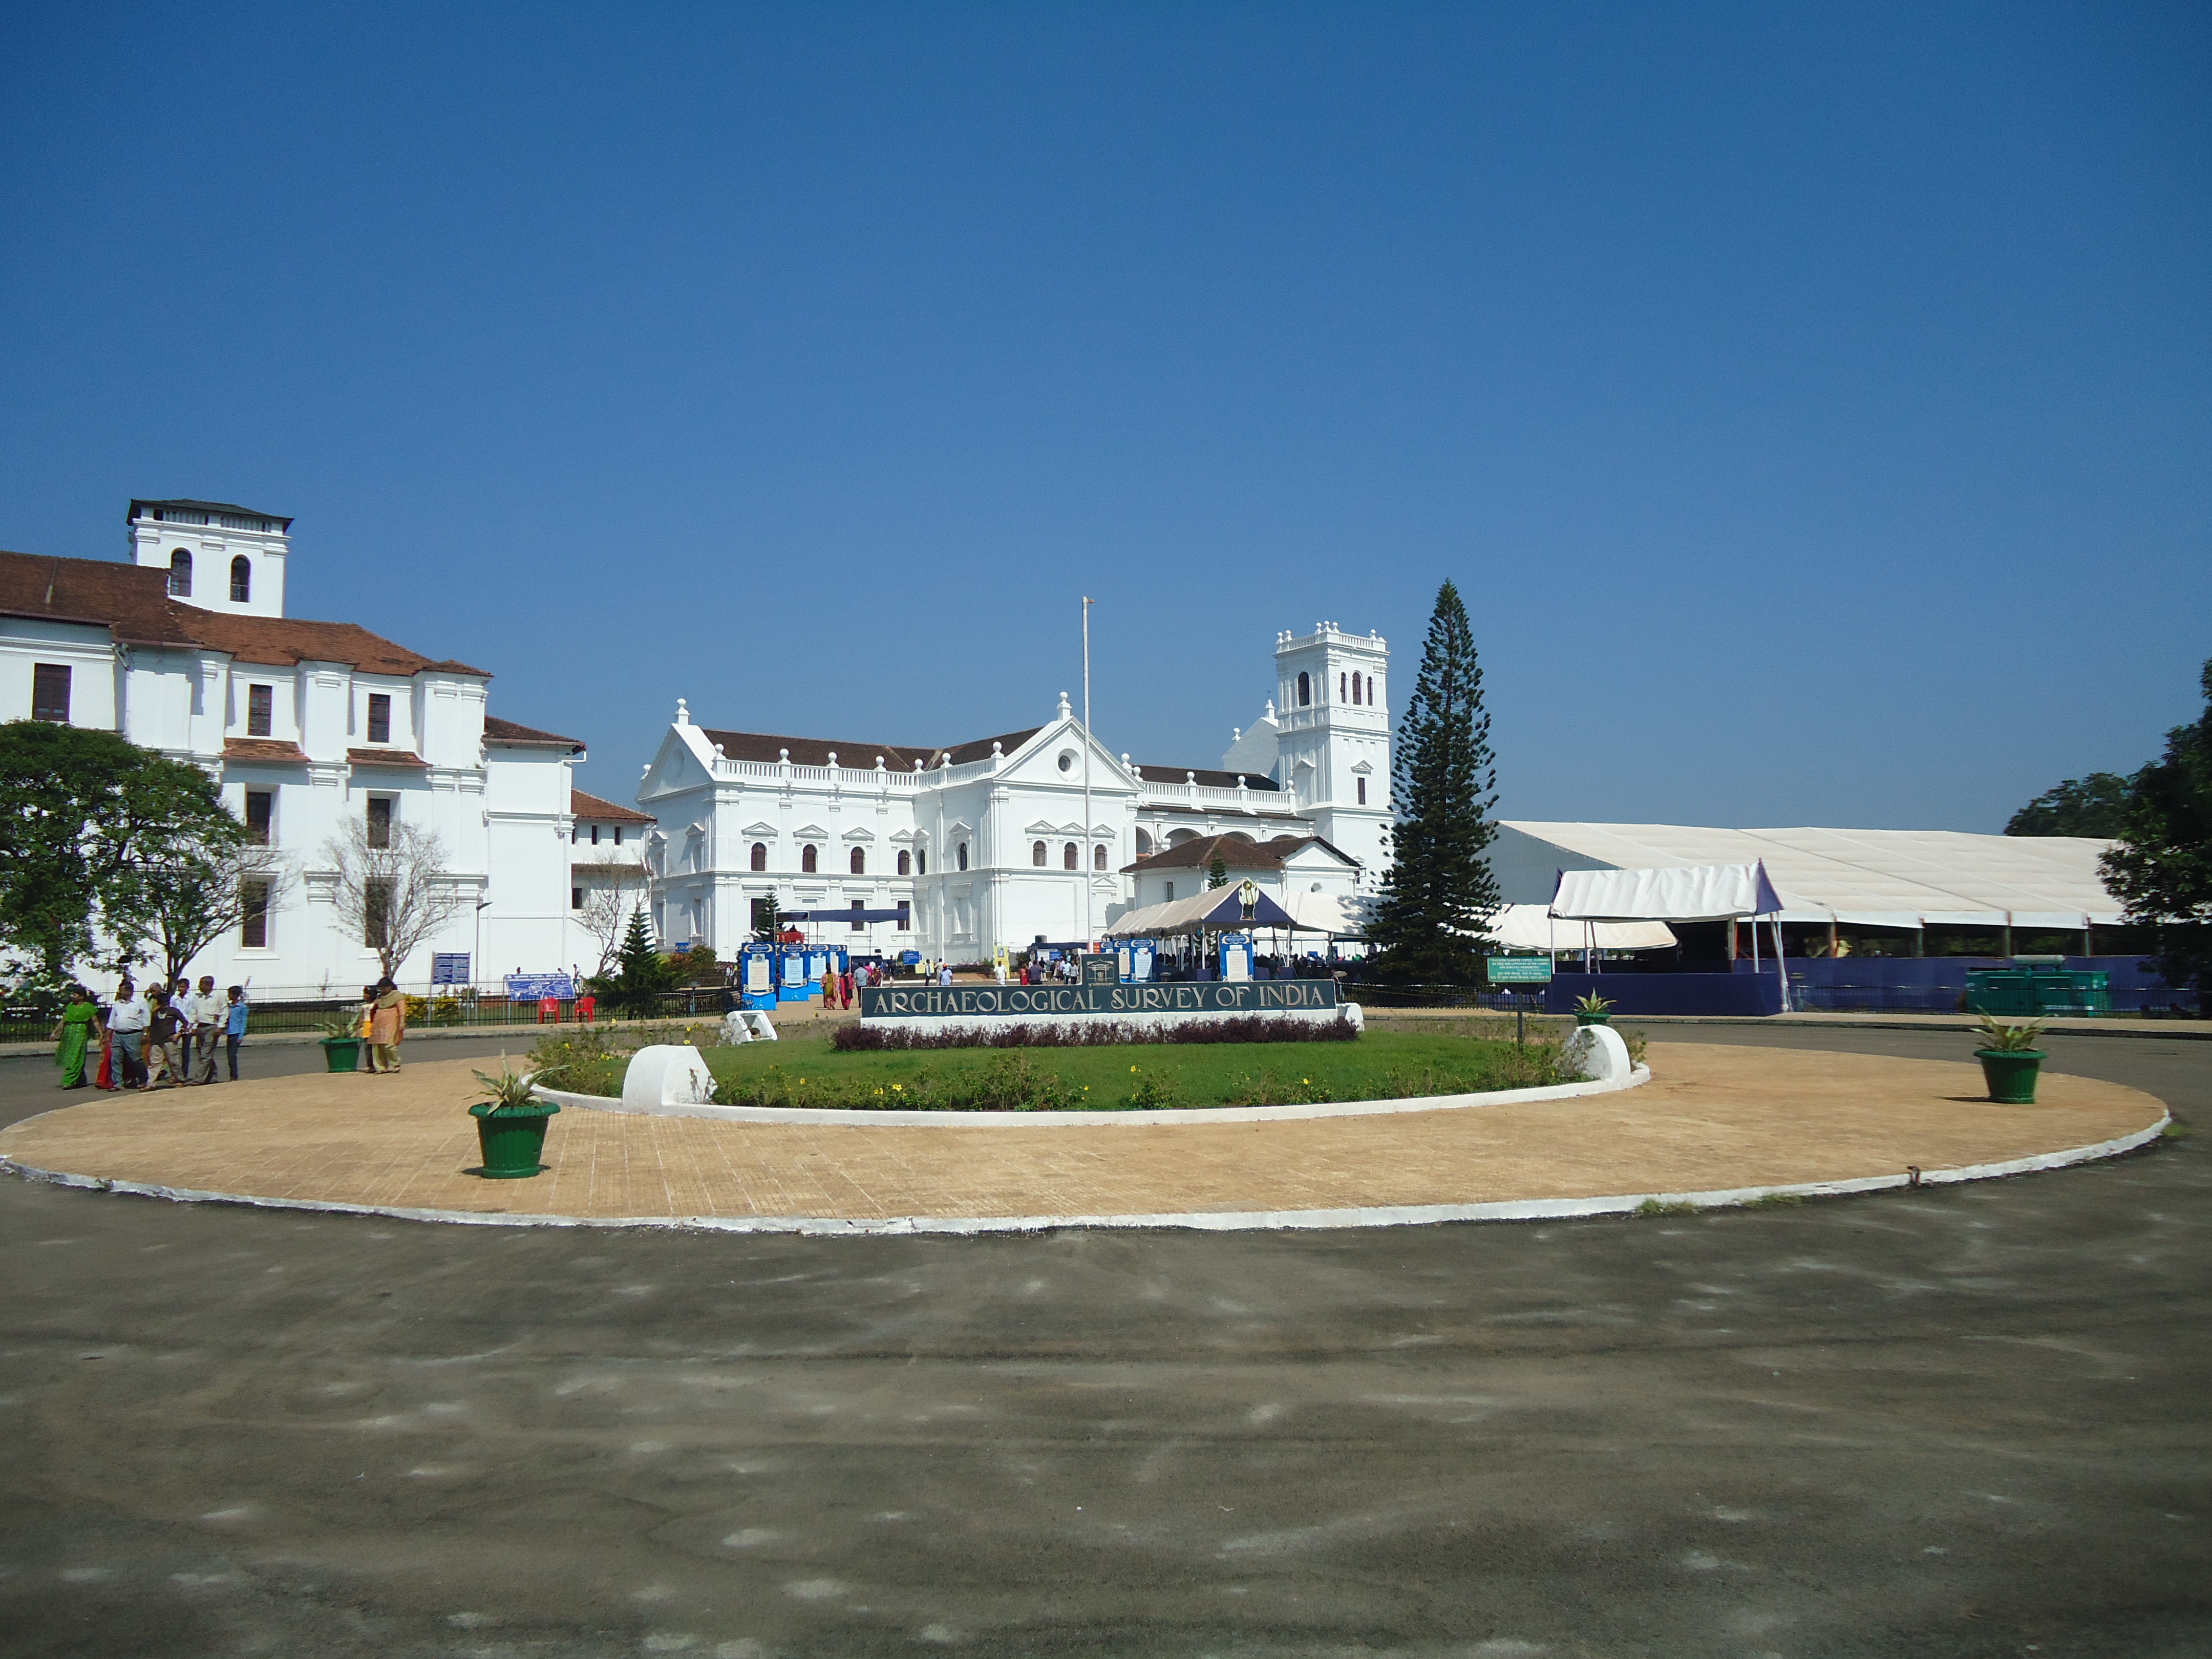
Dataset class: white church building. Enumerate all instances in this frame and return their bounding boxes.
[0,499,591,994]
[636,623,1394,961]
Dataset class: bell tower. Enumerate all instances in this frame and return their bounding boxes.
[127,499,291,619]
[1272,623,1391,884]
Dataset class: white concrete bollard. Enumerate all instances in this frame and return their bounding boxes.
[622,1045,718,1109]
[717,1009,780,1045]
[1562,1023,1633,1083]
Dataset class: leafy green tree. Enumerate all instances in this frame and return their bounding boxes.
[2007,773,2133,837]
[1206,848,1229,889]
[1367,580,1501,983]
[590,906,683,1015]
[2101,657,2212,1012]
[0,721,247,980]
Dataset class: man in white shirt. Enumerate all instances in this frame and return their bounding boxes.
[186,974,225,1084]
[106,982,148,1089]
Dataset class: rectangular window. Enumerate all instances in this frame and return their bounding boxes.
[1356,776,1367,805]
[750,897,778,935]
[364,877,393,945]
[240,881,270,948]
[366,796,393,849]
[896,901,909,931]
[247,684,273,737]
[852,900,866,932]
[367,693,392,744]
[613,826,623,845]
[590,824,600,845]
[244,790,273,845]
[1165,882,1175,901]
[571,887,584,910]
[31,663,70,724]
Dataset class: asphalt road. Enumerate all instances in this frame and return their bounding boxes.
[2,1028,2206,1658]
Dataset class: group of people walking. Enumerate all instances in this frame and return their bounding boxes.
[52,976,249,1091]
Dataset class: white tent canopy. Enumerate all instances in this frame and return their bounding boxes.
[1551,862,1781,923]
[1500,821,2122,929]
[1487,904,1675,952]
[1107,886,1367,941]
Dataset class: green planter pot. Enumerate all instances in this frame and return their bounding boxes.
[321,1037,360,1073]
[1976,1049,2045,1104]
[469,1100,560,1178]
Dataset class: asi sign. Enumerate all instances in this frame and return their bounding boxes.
[1485,956,1555,986]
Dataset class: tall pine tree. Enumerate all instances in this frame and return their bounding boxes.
[1367,580,1501,983]
[2100,656,2212,1011]
[591,905,683,1015]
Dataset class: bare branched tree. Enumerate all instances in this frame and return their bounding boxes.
[119,843,294,990]
[323,818,471,981]
[576,861,653,977]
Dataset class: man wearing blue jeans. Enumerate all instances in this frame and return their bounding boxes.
[223,986,249,1080]
[106,981,147,1088]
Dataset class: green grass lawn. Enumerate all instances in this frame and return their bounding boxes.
[557,1027,1573,1111]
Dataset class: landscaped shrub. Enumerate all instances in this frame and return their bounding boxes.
[712,1052,1100,1112]
[831,1013,1359,1052]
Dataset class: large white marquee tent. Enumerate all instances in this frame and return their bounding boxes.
[1495,822,2123,932]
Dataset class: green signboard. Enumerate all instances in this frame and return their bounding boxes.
[1485,956,1555,986]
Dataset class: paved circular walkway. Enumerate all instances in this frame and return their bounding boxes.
[0,1042,2167,1229]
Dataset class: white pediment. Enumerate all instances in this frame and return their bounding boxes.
[1350,759,1374,774]
[841,825,875,842]
[1023,820,1060,835]
[740,821,778,838]
[889,828,916,844]
[793,824,828,841]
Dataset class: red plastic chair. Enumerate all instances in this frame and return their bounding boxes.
[575,994,596,1023]
[538,996,561,1023]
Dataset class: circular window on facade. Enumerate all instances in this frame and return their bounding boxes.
[1057,750,1076,773]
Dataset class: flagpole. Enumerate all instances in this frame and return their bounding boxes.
[1082,597,1094,948]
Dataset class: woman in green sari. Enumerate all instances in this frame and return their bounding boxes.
[52,986,100,1089]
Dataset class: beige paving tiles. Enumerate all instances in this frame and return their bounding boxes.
[0,1043,2165,1223]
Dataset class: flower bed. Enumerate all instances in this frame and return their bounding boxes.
[560,1027,1573,1112]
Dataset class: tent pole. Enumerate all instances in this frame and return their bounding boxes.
[1772,914,1790,1012]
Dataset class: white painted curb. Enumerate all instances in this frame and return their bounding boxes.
[0,1113,2168,1236]
[534,1063,1653,1126]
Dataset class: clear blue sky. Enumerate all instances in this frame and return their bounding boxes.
[4,3,2206,830]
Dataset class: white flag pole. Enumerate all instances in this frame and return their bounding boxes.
[1082,596,1094,949]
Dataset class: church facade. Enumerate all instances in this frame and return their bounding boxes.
[635,623,1395,961]
[0,500,587,993]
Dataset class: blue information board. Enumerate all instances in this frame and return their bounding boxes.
[504,973,576,1001]
[1486,956,1555,985]
[432,953,471,986]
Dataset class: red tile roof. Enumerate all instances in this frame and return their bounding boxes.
[1131,763,1281,791]
[0,548,493,677]
[222,738,309,763]
[571,787,653,823]
[347,747,428,769]
[696,726,1049,772]
[485,715,585,752]
[1122,833,1351,875]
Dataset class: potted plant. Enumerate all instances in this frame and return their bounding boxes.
[467,1059,562,1178]
[1972,1015,2047,1104]
[1572,992,1615,1027]
[318,1015,362,1073]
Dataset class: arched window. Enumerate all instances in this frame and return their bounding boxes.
[1296,671,1310,707]
[750,842,767,871]
[1135,829,1153,856]
[849,846,865,875]
[167,549,192,598]
[1340,671,1348,702]
[1352,673,1362,705]
[897,849,911,875]
[229,556,251,603]
[956,842,969,871]
[1093,844,1107,870]
[1062,842,1077,870]
[1032,841,1047,867]
[801,844,819,874]
[917,847,927,876]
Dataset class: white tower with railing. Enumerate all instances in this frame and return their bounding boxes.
[1272,623,1391,884]
[128,498,291,618]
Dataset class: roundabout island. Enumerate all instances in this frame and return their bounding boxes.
[0,1027,2169,1233]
